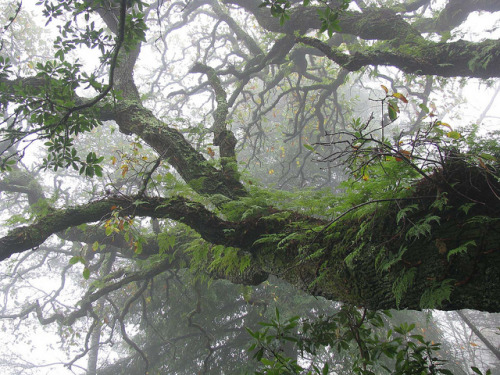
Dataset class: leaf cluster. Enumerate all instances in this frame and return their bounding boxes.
[247,306,475,374]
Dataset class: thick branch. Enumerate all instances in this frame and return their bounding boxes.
[0,195,233,261]
[297,37,500,79]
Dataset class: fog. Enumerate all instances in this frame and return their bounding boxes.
[0,1,499,374]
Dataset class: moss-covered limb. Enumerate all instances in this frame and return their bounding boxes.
[188,63,236,158]
[239,163,500,312]
[337,7,423,42]
[224,1,422,41]
[298,37,500,79]
[399,0,430,13]
[0,195,237,261]
[0,74,245,198]
[1,191,500,312]
[225,0,499,78]
[189,63,241,187]
[249,199,500,312]
[109,99,248,198]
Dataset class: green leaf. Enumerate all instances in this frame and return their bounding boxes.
[82,267,90,280]
[322,363,329,375]
[304,144,315,152]
[69,256,83,265]
[447,240,476,261]
[446,130,461,140]
[94,165,103,177]
[105,225,114,236]
[418,103,430,113]
[388,103,398,121]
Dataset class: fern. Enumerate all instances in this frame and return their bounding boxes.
[376,245,407,273]
[405,215,440,240]
[344,242,365,270]
[392,268,417,309]
[420,279,454,309]
[396,204,418,224]
[447,240,476,261]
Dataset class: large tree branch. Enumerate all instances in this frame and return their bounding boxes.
[1,162,500,312]
[0,195,236,261]
[297,37,500,79]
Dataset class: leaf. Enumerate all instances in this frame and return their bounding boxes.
[478,157,489,171]
[69,256,82,265]
[388,103,398,121]
[436,121,452,130]
[381,85,388,94]
[322,363,329,375]
[447,240,476,261]
[105,225,114,236]
[418,103,430,113]
[479,153,496,161]
[392,92,408,103]
[94,165,103,177]
[82,267,90,280]
[304,144,315,152]
[446,130,461,139]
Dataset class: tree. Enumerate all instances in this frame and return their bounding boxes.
[0,0,499,373]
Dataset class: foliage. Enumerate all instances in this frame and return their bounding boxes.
[259,0,350,34]
[248,307,478,375]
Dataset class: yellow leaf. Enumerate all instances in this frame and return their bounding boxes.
[268,169,275,175]
[470,342,478,347]
[121,164,128,177]
[362,174,369,181]
[436,121,452,130]
[381,85,389,94]
[392,92,408,103]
